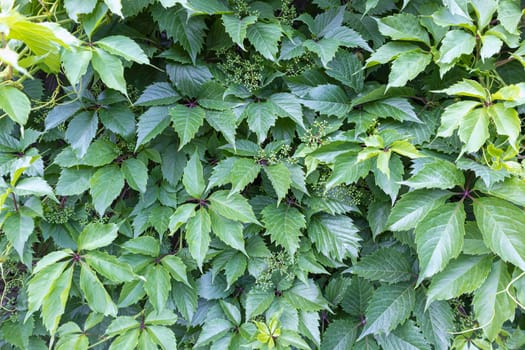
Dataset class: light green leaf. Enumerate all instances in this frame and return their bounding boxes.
[437,100,481,137]
[222,14,257,50]
[437,79,487,99]
[471,0,497,30]
[210,211,246,254]
[168,203,197,233]
[246,22,282,61]
[308,214,361,262]
[64,0,97,21]
[96,35,149,64]
[61,47,92,86]
[144,264,171,311]
[106,317,139,337]
[438,30,476,65]
[161,255,190,286]
[185,208,211,269]
[268,93,305,128]
[285,279,330,311]
[182,152,205,198]
[121,236,160,257]
[473,260,516,341]
[498,0,521,34]
[474,197,525,271]
[41,266,73,334]
[366,42,420,67]
[82,139,120,167]
[426,255,492,307]
[415,202,466,283]
[352,248,413,284]
[205,110,237,146]
[415,298,454,350]
[147,326,178,350]
[208,190,259,224]
[91,48,127,96]
[458,107,490,153]
[480,34,503,60]
[245,288,274,319]
[14,177,55,200]
[388,51,431,89]
[103,0,123,16]
[0,86,30,125]
[326,50,364,92]
[358,283,415,340]
[303,38,341,67]
[121,158,148,194]
[474,177,525,206]
[109,329,140,350]
[363,98,421,123]
[263,163,291,203]
[77,223,119,251]
[488,103,520,148]
[79,263,118,316]
[136,107,170,148]
[170,105,205,150]
[229,158,261,195]
[387,189,451,232]
[401,158,465,190]
[33,250,72,274]
[262,203,306,257]
[84,251,135,283]
[377,13,430,45]
[89,165,125,215]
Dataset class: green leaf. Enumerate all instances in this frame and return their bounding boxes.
[169,203,197,233]
[77,223,119,251]
[285,279,330,311]
[208,190,259,224]
[302,84,351,117]
[210,211,246,254]
[182,152,205,198]
[99,105,136,137]
[205,110,237,146]
[3,212,33,259]
[65,111,98,158]
[474,197,525,271]
[244,101,277,144]
[352,248,413,284]
[377,13,430,45]
[488,103,520,148]
[308,214,361,262]
[82,139,120,167]
[121,158,148,194]
[363,98,421,123]
[366,42,420,67]
[375,320,431,350]
[144,264,171,311]
[122,236,160,257]
[106,317,139,337]
[321,319,357,350]
[268,93,305,129]
[341,276,374,317]
[109,329,140,350]
[358,282,415,340]
[480,34,503,60]
[79,263,118,316]
[438,30,476,65]
[61,47,92,86]
[135,82,180,106]
[415,298,454,350]
[245,288,274,319]
[27,261,70,321]
[401,158,464,190]
[103,0,123,17]
[170,105,205,150]
[136,107,171,149]
[437,101,481,137]
[415,202,466,283]
[147,326,178,350]
[246,22,282,61]
[458,108,490,153]
[222,14,257,50]
[187,0,231,14]
[161,255,190,286]
[64,0,97,21]
[473,260,516,341]
[96,35,149,64]
[388,51,431,89]
[84,251,135,283]
[263,163,291,203]
[426,255,492,307]
[229,158,261,195]
[195,319,233,347]
[387,190,451,231]
[41,266,73,334]
[91,48,127,96]
[89,165,125,215]
[185,208,211,269]
[262,203,306,257]
[0,86,30,125]
[326,50,364,92]
[437,79,487,99]
[474,176,525,206]
[471,0,497,30]
[498,0,521,34]
[303,38,341,67]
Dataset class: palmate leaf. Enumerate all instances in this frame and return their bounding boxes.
[358,282,415,340]
[262,203,306,257]
[246,22,282,61]
[308,213,361,262]
[169,104,205,149]
[474,197,525,271]
[415,202,466,283]
[351,247,413,284]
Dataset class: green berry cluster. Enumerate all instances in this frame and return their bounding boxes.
[325,184,366,206]
[279,0,297,26]
[228,0,257,17]
[218,50,265,92]
[255,251,295,291]
[301,120,328,147]
[282,52,316,76]
[44,202,74,224]
[0,260,26,322]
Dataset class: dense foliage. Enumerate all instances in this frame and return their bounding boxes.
[1,0,525,349]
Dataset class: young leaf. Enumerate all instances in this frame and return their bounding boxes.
[65,111,98,158]
[388,51,431,89]
[84,251,135,283]
[3,212,34,259]
[458,108,490,153]
[41,266,74,334]
[210,211,246,254]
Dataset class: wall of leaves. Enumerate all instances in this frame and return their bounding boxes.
[1,0,525,349]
